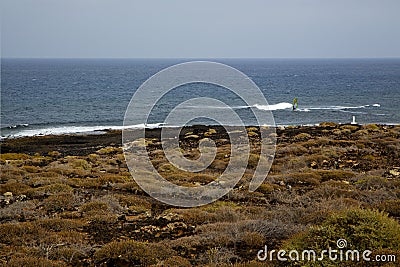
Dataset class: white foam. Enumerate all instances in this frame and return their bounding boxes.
[3,123,165,138]
[306,105,366,110]
[254,102,293,111]
[253,102,381,112]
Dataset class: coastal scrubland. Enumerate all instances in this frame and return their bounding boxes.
[0,123,399,266]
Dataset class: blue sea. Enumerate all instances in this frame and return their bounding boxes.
[1,58,399,138]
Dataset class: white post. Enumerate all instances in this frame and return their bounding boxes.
[351,116,357,125]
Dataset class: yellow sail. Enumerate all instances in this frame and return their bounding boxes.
[292,97,298,110]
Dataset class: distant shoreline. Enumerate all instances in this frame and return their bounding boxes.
[1,122,399,141]
[1,123,399,156]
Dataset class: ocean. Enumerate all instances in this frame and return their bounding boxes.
[1,58,399,138]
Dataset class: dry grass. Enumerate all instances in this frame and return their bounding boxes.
[0,124,399,266]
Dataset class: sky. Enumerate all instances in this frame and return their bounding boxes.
[1,0,400,58]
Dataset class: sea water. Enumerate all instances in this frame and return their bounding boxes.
[1,58,399,138]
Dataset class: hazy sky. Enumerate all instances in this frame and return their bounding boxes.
[1,0,399,58]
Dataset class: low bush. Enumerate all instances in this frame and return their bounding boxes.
[94,240,174,265]
[49,245,89,265]
[211,159,228,170]
[293,133,312,141]
[114,194,151,211]
[86,214,118,243]
[162,256,192,266]
[377,199,400,217]
[283,209,400,266]
[80,201,109,215]
[204,128,217,137]
[256,183,277,194]
[69,159,91,170]
[0,166,26,182]
[186,173,217,184]
[47,151,61,157]
[285,172,322,186]
[247,153,260,169]
[319,122,339,127]
[25,183,73,198]
[0,201,39,221]
[6,256,67,267]
[0,153,30,160]
[241,231,266,247]
[247,131,259,137]
[364,124,380,132]
[67,177,100,188]
[354,175,390,190]
[27,174,67,187]
[0,181,30,195]
[98,174,130,185]
[35,218,85,232]
[340,125,359,131]
[21,165,41,173]
[96,146,122,155]
[0,222,46,246]
[316,170,356,182]
[278,144,308,156]
[42,193,81,213]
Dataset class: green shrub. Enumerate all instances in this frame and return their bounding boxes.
[209,261,273,267]
[6,256,67,267]
[241,231,266,247]
[25,183,73,198]
[332,129,342,135]
[49,245,88,265]
[204,128,217,137]
[21,165,41,173]
[283,209,400,266]
[364,124,380,132]
[320,122,339,127]
[0,200,40,221]
[278,144,308,156]
[69,159,91,170]
[304,155,330,168]
[86,214,118,243]
[114,194,151,212]
[256,183,277,194]
[248,131,259,137]
[354,176,389,190]
[340,125,359,131]
[377,199,400,217]
[94,240,174,265]
[0,181,30,194]
[286,172,322,186]
[48,150,61,157]
[316,170,356,182]
[98,174,130,185]
[80,201,110,215]
[248,153,260,169]
[0,153,30,160]
[96,146,122,155]
[67,177,100,188]
[0,222,46,246]
[186,173,216,184]
[42,193,80,212]
[293,133,312,141]
[35,218,85,232]
[163,256,192,266]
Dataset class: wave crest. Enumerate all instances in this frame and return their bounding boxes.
[254,102,293,111]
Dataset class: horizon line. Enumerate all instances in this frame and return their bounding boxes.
[1,57,400,60]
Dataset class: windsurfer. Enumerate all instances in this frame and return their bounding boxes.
[292,97,298,111]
